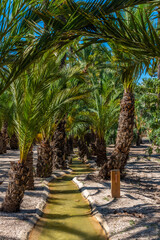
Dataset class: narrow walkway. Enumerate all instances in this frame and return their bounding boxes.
[29,156,106,240]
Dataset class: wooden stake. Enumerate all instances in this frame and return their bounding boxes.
[111,169,120,198]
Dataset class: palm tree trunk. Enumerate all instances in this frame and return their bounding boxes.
[89,131,97,156]
[95,136,107,167]
[136,130,141,146]
[78,139,90,163]
[1,162,29,212]
[26,146,34,190]
[36,139,53,178]
[64,136,73,161]
[52,120,67,169]
[0,132,4,154]
[68,136,73,155]
[99,90,134,179]
[10,133,19,150]
[2,122,8,153]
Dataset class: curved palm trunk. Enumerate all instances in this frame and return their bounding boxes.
[99,90,134,179]
[26,146,34,190]
[36,139,53,178]
[1,162,29,212]
[52,120,67,169]
[10,133,19,150]
[95,136,107,167]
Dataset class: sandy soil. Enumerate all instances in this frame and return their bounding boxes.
[79,142,160,240]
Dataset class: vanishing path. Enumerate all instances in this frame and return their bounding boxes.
[29,156,106,240]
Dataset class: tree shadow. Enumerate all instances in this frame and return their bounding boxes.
[35,219,106,240]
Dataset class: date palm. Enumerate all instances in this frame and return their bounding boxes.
[68,68,121,166]
[0,92,12,153]
[99,48,146,178]
[34,53,91,176]
[1,50,87,212]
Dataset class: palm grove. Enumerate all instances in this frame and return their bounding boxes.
[0,0,160,212]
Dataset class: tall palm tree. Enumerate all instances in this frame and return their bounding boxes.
[99,48,146,178]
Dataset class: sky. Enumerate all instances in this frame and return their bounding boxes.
[139,72,151,83]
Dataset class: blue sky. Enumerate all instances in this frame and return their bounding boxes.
[139,72,151,83]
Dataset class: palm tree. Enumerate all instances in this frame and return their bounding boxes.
[135,77,160,146]
[1,53,63,211]
[10,133,19,150]
[52,119,67,169]
[35,52,91,175]
[67,58,121,165]
[58,2,157,58]
[0,91,13,153]
[99,47,146,178]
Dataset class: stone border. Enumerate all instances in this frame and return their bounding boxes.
[20,169,72,240]
[73,176,110,240]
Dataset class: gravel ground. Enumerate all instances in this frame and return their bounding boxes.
[0,143,160,240]
[0,147,71,240]
[78,143,160,240]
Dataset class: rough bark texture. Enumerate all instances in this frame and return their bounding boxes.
[78,139,90,163]
[1,162,29,212]
[67,136,73,155]
[2,122,8,153]
[26,146,34,190]
[10,133,19,150]
[0,132,4,154]
[95,136,107,167]
[136,131,141,146]
[52,120,67,169]
[36,140,53,178]
[89,131,97,156]
[64,136,73,160]
[84,132,92,146]
[99,90,135,179]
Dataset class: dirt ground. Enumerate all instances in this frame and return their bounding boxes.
[79,141,160,240]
